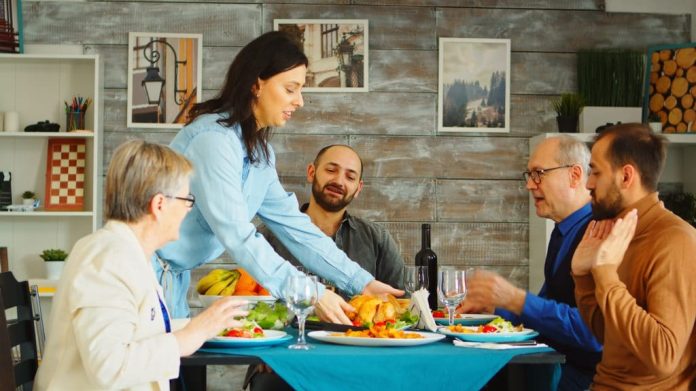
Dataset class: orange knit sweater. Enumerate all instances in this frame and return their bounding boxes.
[573,193,696,390]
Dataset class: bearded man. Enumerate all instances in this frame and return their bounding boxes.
[259,144,405,296]
[571,123,696,390]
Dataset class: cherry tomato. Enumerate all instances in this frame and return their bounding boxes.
[226,329,244,337]
[432,310,445,318]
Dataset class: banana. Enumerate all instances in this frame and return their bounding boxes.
[205,275,234,296]
[219,277,239,296]
[196,269,234,294]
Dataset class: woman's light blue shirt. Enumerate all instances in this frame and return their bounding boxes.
[155,113,373,317]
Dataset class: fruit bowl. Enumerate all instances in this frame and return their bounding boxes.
[198,293,277,309]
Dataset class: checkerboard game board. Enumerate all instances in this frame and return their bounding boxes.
[44,138,86,211]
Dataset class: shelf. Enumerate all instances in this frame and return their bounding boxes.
[537,132,696,144]
[0,132,94,138]
[0,211,94,217]
[28,278,58,297]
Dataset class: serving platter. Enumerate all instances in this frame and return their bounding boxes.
[307,330,445,347]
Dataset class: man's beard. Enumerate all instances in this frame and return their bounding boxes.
[591,181,623,220]
[312,181,355,213]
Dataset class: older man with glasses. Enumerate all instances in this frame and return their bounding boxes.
[459,135,602,391]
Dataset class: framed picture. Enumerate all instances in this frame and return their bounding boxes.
[0,0,23,53]
[127,32,203,128]
[438,38,511,133]
[274,19,368,92]
[44,138,86,212]
[644,42,696,133]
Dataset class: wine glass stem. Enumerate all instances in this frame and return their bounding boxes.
[297,314,307,345]
[447,305,455,326]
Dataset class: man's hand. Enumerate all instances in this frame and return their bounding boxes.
[571,219,613,276]
[314,289,354,325]
[457,270,525,315]
[593,209,637,268]
[361,279,405,298]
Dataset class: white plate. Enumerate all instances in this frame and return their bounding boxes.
[198,294,276,308]
[204,330,291,348]
[438,327,539,343]
[433,313,498,326]
[307,330,445,347]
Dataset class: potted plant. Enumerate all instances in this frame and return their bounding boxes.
[40,248,68,280]
[552,93,585,133]
[577,49,645,132]
[21,190,37,206]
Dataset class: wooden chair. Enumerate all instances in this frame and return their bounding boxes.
[0,272,39,391]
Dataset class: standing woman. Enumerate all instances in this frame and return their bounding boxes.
[156,31,401,321]
[36,140,248,390]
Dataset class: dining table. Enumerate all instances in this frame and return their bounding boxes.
[178,328,564,391]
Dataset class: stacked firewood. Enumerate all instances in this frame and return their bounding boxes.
[648,47,696,133]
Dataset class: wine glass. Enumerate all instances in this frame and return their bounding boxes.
[437,268,467,326]
[284,275,319,350]
[404,265,429,296]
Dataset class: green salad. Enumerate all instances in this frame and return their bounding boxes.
[245,302,289,330]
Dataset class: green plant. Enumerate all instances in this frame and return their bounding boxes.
[22,191,36,199]
[40,249,68,262]
[660,192,696,228]
[552,93,585,117]
[577,49,645,107]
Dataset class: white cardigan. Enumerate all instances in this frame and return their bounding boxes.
[36,221,180,390]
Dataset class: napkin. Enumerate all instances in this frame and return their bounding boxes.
[452,339,548,350]
[408,288,437,331]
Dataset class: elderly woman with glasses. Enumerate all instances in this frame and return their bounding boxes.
[36,140,248,391]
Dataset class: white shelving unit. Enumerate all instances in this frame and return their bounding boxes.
[528,132,696,292]
[0,54,103,283]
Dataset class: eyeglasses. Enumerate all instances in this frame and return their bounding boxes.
[165,193,196,208]
[522,165,574,184]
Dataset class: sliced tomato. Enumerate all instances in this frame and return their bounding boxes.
[481,325,498,333]
[432,310,446,318]
[225,329,244,337]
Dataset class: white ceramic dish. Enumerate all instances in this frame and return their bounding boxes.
[205,330,291,348]
[307,330,445,347]
[438,327,539,343]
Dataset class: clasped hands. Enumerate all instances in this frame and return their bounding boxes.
[571,209,638,276]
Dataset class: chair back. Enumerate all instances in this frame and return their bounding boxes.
[0,272,39,391]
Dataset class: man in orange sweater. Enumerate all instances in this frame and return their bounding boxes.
[571,123,696,390]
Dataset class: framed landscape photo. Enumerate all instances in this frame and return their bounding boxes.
[438,38,511,133]
[274,19,368,92]
[127,32,203,128]
[644,42,696,133]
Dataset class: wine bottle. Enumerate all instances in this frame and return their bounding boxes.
[415,223,438,310]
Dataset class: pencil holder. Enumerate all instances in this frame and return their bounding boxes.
[66,111,86,131]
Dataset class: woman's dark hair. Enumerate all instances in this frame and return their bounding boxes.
[187,31,308,164]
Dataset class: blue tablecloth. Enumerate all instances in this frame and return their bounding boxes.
[199,329,554,391]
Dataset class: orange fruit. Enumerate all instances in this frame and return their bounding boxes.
[256,286,270,296]
[234,268,258,294]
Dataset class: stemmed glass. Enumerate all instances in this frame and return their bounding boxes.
[404,265,429,296]
[284,275,319,350]
[437,268,467,326]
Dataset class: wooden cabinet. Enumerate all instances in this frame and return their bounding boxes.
[528,132,696,292]
[0,54,103,282]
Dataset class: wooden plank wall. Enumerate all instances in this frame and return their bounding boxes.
[21,1,689,290]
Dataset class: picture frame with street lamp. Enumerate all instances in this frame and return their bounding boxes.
[438,37,511,133]
[274,19,368,92]
[127,32,202,128]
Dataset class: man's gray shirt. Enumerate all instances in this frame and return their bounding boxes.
[258,204,405,297]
